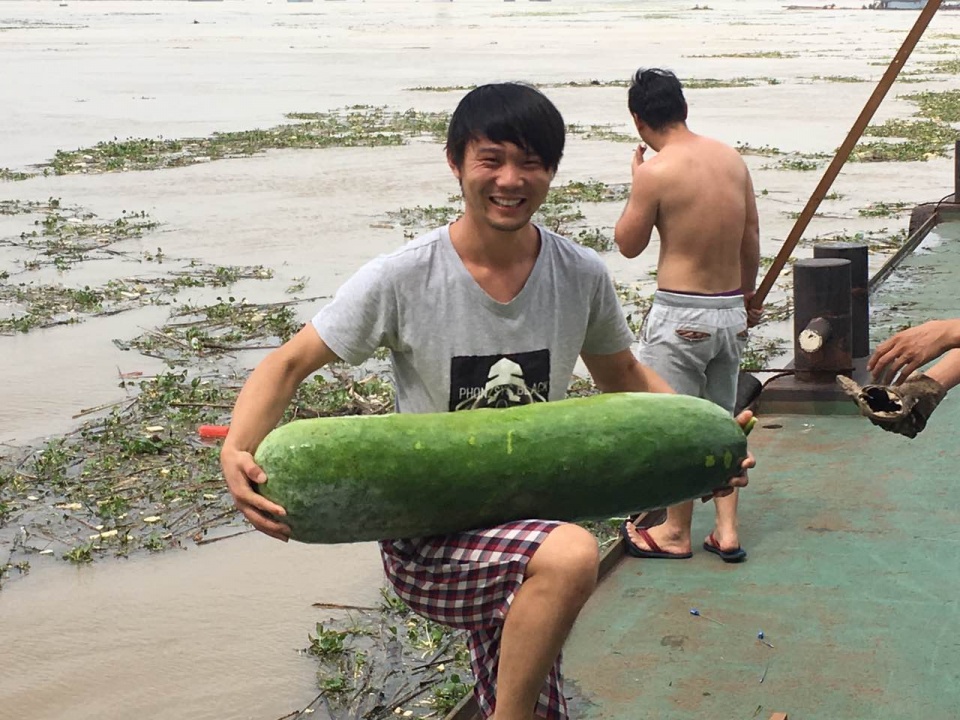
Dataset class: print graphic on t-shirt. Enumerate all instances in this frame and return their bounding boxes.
[450,350,550,411]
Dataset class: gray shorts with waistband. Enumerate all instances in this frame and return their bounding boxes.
[637,290,749,413]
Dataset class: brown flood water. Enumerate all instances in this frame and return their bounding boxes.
[0,532,385,720]
[2,0,960,717]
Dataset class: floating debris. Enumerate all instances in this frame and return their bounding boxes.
[689,608,725,626]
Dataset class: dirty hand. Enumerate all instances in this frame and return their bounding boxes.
[221,446,290,541]
[705,410,755,501]
[868,319,960,384]
[836,373,946,439]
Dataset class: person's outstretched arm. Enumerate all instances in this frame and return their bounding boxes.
[868,318,960,384]
[925,349,960,392]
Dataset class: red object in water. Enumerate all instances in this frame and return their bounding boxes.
[198,425,229,439]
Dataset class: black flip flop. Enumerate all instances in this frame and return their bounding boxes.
[703,532,747,563]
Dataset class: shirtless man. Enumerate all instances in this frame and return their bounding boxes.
[614,68,761,563]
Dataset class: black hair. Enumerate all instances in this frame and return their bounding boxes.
[446,83,565,172]
[627,68,688,131]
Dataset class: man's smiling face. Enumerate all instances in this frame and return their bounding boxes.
[449,137,554,234]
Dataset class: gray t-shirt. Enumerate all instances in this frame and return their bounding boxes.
[312,224,633,414]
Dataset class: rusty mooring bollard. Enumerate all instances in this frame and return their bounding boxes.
[793,258,853,382]
[813,242,869,358]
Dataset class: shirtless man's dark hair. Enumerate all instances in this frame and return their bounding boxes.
[627,68,688,132]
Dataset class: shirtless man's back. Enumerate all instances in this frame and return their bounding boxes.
[626,135,755,294]
[615,68,761,564]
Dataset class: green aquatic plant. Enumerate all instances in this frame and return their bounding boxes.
[387,204,461,239]
[45,106,452,175]
[686,51,798,59]
[546,180,630,204]
[740,337,788,372]
[409,77,779,92]
[566,123,635,143]
[683,76,780,89]
[901,89,960,122]
[924,57,960,74]
[0,167,33,181]
[405,84,475,92]
[765,155,825,171]
[735,142,784,156]
[852,119,956,162]
[806,75,866,83]
[858,201,911,218]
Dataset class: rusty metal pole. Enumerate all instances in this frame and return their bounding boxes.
[793,258,852,382]
[751,0,944,309]
[813,242,869,358]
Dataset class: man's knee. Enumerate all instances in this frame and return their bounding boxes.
[527,524,599,600]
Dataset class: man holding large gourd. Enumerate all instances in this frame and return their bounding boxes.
[221,83,754,720]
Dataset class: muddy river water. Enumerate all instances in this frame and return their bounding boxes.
[2,0,959,717]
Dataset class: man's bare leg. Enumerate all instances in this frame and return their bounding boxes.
[492,524,599,720]
[624,500,694,555]
[708,487,740,551]
[624,492,742,555]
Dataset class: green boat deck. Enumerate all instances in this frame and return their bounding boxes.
[562,221,960,719]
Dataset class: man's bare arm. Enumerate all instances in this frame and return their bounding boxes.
[925,348,960,392]
[580,349,675,394]
[614,155,658,259]
[740,171,760,293]
[869,318,960,384]
[740,170,762,326]
[221,324,341,539]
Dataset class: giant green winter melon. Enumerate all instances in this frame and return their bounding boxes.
[254,392,750,543]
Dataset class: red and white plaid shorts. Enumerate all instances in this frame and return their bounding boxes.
[379,519,567,719]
